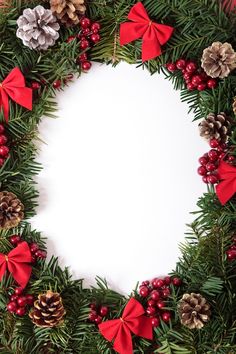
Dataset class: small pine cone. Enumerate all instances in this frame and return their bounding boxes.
[50,0,86,27]
[16,5,60,50]
[199,112,232,143]
[201,42,236,79]
[233,97,236,116]
[29,290,66,328]
[0,191,24,229]
[178,293,211,329]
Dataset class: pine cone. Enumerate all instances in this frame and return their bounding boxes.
[0,191,24,229]
[201,42,236,79]
[50,0,86,27]
[178,293,211,329]
[233,97,236,116]
[199,112,232,142]
[16,5,60,50]
[29,290,66,328]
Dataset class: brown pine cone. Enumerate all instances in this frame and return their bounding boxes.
[0,191,24,229]
[178,293,211,329]
[201,42,236,79]
[50,0,86,27]
[29,290,66,328]
[199,112,233,143]
[233,97,236,116]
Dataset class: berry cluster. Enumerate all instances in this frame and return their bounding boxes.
[139,276,182,327]
[7,287,34,316]
[9,235,47,263]
[166,59,217,91]
[226,236,236,261]
[88,303,109,325]
[0,124,9,166]
[197,139,232,184]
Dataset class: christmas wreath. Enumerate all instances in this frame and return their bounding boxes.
[0,0,236,353]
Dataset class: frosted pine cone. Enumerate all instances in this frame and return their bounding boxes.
[16,5,60,50]
[201,42,236,79]
[178,293,211,329]
[50,0,86,27]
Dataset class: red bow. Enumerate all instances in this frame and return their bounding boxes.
[216,161,236,205]
[99,298,153,354]
[0,67,32,122]
[0,241,32,288]
[120,2,174,62]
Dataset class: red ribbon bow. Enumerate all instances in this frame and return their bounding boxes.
[120,2,174,62]
[0,241,32,288]
[99,298,153,354]
[0,67,32,122]
[216,161,236,205]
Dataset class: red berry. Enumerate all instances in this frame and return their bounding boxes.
[89,310,97,321]
[176,59,186,70]
[199,156,208,165]
[9,234,21,245]
[26,294,34,306]
[233,236,236,243]
[99,306,109,317]
[0,158,5,166]
[90,303,96,310]
[183,72,192,81]
[16,307,26,316]
[208,149,219,162]
[94,315,102,325]
[166,63,176,72]
[10,294,18,302]
[197,166,207,176]
[186,62,197,73]
[82,28,90,36]
[206,162,216,172]
[53,80,61,89]
[31,255,36,264]
[197,83,207,91]
[29,242,39,254]
[17,296,27,307]
[7,301,17,313]
[150,290,161,301]
[15,287,23,296]
[210,139,219,148]
[81,61,92,71]
[207,79,217,89]
[0,135,7,145]
[202,175,208,184]
[80,17,91,29]
[162,288,171,298]
[31,82,41,90]
[0,124,5,134]
[66,35,76,43]
[162,311,171,322]
[146,306,156,316]
[90,33,100,43]
[142,280,150,286]
[0,145,9,157]
[35,250,47,259]
[78,53,87,62]
[147,299,156,307]
[192,75,202,86]
[187,82,195,90]
[227,249,236,260]
[91,22,101,32]
[152,278,164,288]
[164,276,171,286]
[80,40,90,50]
[172,277,182,287]
[139,286,149,297]
[156,300,165,310]
[207,174,218,184]
[151,317,160,327]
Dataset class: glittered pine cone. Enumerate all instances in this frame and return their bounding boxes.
[199,112,233,143]
[50,0,86,27]
[0,191,24,229]
[201,42,236,79]
[178,293,211,329]
[29,290,66,328]
[16,5,60,50]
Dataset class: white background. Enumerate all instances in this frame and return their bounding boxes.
[31,62,206,295]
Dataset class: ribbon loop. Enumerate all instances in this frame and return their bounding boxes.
[216,161,236,205]
[120,2,174,62]
[0,241,32,288]
[99,298,153,354]
[0,67,32,122]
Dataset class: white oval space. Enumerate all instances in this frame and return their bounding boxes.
[31,62,206,294]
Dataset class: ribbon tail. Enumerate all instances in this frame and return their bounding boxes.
[0,89,9,122]
[142,28,162,61]
[113,324,133,354]
[8,261,32,288]
[0,255,7,282]
[216,178,236,205]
